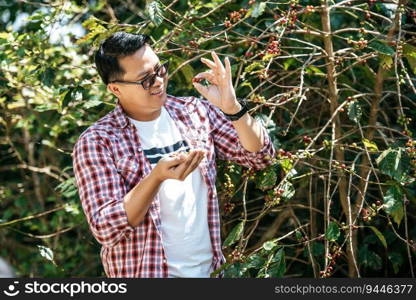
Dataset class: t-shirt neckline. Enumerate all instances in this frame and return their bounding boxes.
[128,106,166,127]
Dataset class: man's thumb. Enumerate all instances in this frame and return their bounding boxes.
[192,82,208,98]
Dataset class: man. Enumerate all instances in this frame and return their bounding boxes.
[72,32,275,278]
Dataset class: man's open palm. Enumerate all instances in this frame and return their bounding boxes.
[155,150,205,182]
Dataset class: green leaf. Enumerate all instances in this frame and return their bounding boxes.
[375,2,396,18]
[244,254,266,269]
[40,67,55,87]
[56,177,78,198]
[281,181,295,200]
[64,202,80,216]
[245,62,264,73]
[267,248,285,278]
[403,44,416,58]
[325,222,340,241]
[295,230,302,241]
[347,101,362,123]
[262,53,278,62]
[34,103,58,112]
[254,113,276,132]
[240,81,253,90]
[251,2,266,18]
[59,88,73,111]
[406,55,416,74]
[310,242,324,257]
[16,196,27,208]
[81,16,105,30]
[76,24,107,45]
[255,165,277,191]
[404,44,416,73]
[0,32,9,40]
[37,245,54,262]
[388,252,404,274]
[280,159,293,174]
[262,239,278,251]
[283,58,296,70]
[362,138,379,152]
[359,245,382,270]
[146,1,163,26]
[83,99,103,109]
[383,184,404,226]
[306,66,324,75]
[368,40,395,56]
[223,262,244,278]
[195,2,216,10]
[368,226,387,248]
[376,148,409,182]
[379,54,393,70]
[223,221,244,247]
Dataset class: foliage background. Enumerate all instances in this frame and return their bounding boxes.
[0,0,415,277]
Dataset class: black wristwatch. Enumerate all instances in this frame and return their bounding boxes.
[222,98,248,121]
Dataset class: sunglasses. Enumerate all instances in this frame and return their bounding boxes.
[110,61,169,90]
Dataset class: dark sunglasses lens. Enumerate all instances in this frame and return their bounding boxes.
[143,75,155,90]
[159,63,168,76]
[143,63,168,89]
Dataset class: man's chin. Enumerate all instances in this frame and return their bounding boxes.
[152,90,167,104]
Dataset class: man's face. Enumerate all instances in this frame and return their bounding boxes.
[108,44,168,120]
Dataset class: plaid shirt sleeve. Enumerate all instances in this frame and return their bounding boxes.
[201,98,276,170]
[72,133,135,247]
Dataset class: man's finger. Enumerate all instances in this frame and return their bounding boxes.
[170,151,198,177]
[164,154,186,168]
[188,153,205,175]
[192,82,210,100]
[201,57,217,70]
[181,151,204,179]
[194,71,217,85]
[211,51,225,74]
[200,59,221,79]
[179,153,201,180]
[225,57,233,82]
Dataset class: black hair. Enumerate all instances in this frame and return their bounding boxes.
[94,32,151,85]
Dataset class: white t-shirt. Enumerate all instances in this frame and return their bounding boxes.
[128,106,214,278]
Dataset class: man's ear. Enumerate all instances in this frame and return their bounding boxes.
[107,83,122,98]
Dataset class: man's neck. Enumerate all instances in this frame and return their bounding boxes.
[122,105,162,122]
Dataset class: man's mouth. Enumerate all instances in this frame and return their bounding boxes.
[151,88,164,96]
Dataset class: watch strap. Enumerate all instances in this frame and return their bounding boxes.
[222,99,248,121]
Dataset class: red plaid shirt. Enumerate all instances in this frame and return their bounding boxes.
[72,94,275,278]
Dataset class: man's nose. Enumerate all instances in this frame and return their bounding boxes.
[153,74,165,87]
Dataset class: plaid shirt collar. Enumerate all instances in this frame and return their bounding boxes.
[113,101,129,129]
